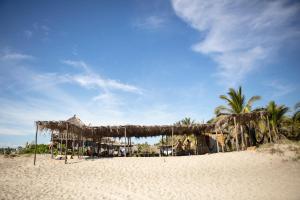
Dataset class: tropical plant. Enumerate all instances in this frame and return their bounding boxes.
[215,86,261,115]
[292,102,300,123]
[266,101,289,139]
[215,86,261,149]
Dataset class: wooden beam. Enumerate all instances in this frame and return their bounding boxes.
[124,127,126,157]
[65,123,68,164]
[60,132,63,155]
[51,130,54,159]
[240,125,245,150]
[216,131,219,153]
[33,122,38,166]
[234,117,239,151]
[171,126,174,156]
[219,128,225,152]
[266,115,272,142]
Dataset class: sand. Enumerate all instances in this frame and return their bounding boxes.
[0,151,299,200]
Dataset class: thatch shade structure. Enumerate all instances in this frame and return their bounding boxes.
[37,121,215,139]
[33,111,269,165]
[215,111,268,128]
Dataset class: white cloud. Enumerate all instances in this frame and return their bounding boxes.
[61,60,141,94]
[133,15,166,30]
[265,80,295,98]
[0,52,34,61]
[62,59,89,71]
[172,0,300,85]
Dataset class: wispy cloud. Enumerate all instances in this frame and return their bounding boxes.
[0,51,34,61]
[133,15,166,30]
[23,22,51,40]
[172,0,300,86]
[61,60,141,94]
[265,80,295,98]
[62,59,89,71]
[0,54,145,138]
[24,30,33,39]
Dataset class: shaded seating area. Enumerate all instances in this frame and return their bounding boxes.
[33,111,271,165]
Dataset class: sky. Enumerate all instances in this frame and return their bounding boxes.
[0,0,300,147]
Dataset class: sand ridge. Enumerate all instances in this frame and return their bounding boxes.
[0,151,299,200]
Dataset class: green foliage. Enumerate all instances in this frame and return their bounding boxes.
[215,86,261,115]
[267,101,289,130]
[20,144,50,154]
[137,142,150,154]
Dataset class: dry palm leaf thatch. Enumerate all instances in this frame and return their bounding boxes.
[215,111,268,128]
[36,116,216,139]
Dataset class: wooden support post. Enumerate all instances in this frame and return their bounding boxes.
[77,132,81,158]
[60,132,63,155]
[72,134,75,159]
[240,125,245,150]
[65,124,68,164]
[171,127,174,156]
[124,127,126,157]
[82,137,84,157]
[160,135,163,157]
[266,115,272,143]
[166,135,168,156]
[99,137,102,157]
[216,131,219,153]
[51,130,54,159]
[234,117,239,151]
[220,129,225,152]
[195,135,197,155]
[33,122,38,166]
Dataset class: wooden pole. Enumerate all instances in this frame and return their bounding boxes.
[78,132,81,158]
[65,124,68,164]
[234,117,239,151]
[166,135,168,156]
[60,132,63,155]
[99,137,102,157]
[220,128,225,152]
[82,137,84,157]
[171,127,174,156]
[266,115,272,142]
[72,133,75,159]
[216,131,219,153]
[124,127,126,157]
[240,125,245,150]
[51,130,54,159]
[33,122,38,166]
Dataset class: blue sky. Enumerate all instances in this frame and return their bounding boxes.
[0,0,300,147]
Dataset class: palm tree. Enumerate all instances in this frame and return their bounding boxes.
[266,101,289,140]
[292,102,300,122]
[290,102,300,136]
[180,117,195,126]
[215,86,261,149]
[215,86,261,115]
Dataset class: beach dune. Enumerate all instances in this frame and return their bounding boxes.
[0,151,299,200]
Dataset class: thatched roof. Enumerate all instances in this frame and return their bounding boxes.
[215,111,268,128]
[37,121,215,139]
[36,111,266,140]
[66,115,85,127]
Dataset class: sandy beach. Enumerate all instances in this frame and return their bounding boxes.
[0,150,299,200]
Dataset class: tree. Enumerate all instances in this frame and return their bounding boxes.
[266,101,289,139]
[215,86,261,115]
[292,102,300,123]
[215,86,261,149]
